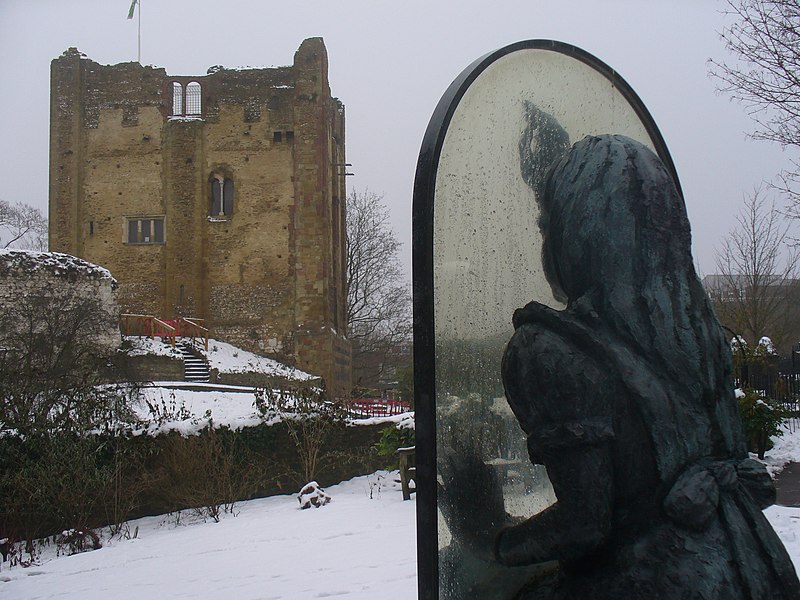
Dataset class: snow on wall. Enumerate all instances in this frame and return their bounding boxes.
[0,249,120,350]
[0,249,115,283]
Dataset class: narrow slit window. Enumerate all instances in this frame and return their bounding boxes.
[211,177,222,215]
[128,219,138,244]
[223,179,234,215]
[153,218,164,242]
[209,174,234,217]
[141,219,152,243]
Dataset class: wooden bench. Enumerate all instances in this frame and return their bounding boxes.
[397,446,416,500]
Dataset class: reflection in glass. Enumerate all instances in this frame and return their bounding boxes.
[432,48,663,597]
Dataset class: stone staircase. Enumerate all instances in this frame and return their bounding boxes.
[178,341,210,382]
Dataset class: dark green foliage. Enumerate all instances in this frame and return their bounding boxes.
[0,418,389,559]
[153,427,257,522]
[737,387,789,459]
[0,431,153,546]
[376,424,415,469]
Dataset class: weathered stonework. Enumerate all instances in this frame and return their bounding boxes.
[0,250,120,351]
[49,39,351,396]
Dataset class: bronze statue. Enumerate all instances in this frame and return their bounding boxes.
[500,133,800,598]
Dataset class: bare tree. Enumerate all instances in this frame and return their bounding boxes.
[712,188,800,352]
[254,380,347,483]
[345,190,411,389]
[0,283,132,438]
[710,1,800,213]
[0,199,48,251]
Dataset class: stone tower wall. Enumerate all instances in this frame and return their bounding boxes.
[48,39,351,396]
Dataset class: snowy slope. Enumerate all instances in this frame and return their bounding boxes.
[131,386,270,435]
[125,336,315,380]
[202,338,314,380]
[760,422,800,477]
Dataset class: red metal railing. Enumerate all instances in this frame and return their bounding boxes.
[179,317,209,351]
[120,314,177,345]
[345,398,412,418]
[120,314,209,350]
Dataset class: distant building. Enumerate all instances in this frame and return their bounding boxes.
[48,38,351,396]
[701,273,800,356]
[702,274,798,303]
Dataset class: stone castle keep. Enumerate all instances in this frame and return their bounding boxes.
[48,38,351,396]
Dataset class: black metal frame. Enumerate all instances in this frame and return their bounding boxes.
[411,39,681,599]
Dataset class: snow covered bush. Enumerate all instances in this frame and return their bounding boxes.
[730,335,781,375]
[297,481,331,509]
[754,336,777,357]
[737,387,789,459]
[55,528,102,556]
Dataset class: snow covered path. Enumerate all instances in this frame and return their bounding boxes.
[1,474,417,600]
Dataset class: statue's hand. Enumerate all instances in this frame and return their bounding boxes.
[438,444,509,560]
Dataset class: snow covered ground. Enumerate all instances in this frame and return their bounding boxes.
[3,423,800,598]
[202,338,315,380]
[0,473,417,599]
[131,385,274,435]
[760,422,800,573]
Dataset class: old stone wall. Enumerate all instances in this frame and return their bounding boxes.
[49,39,351,396]
[0,250,120,351]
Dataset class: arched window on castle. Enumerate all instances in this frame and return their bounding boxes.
[171,82,183,116]
[210,173,234,217]
[186,82,202,115]
[170,81,202,117]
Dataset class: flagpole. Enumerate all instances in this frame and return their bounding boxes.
[137,0,141,64]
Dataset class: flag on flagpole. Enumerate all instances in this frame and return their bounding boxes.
[127,0,138,20]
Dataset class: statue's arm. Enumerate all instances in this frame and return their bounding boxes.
[494,441,613,566]
[498,319,616,566]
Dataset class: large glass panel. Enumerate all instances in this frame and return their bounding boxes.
[432,47,668,598]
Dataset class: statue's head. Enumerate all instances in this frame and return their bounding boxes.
[517,133,746,467]
[537,134,693,312]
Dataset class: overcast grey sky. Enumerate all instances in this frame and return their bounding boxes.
[0,0,793,275]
